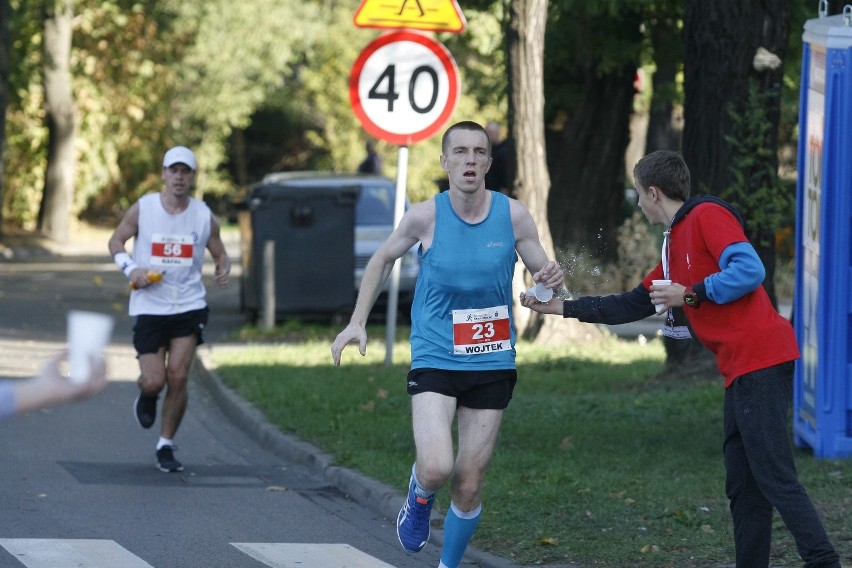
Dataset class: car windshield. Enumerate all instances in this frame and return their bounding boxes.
[356,184,395,225]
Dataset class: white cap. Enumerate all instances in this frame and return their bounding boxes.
[162,146,197,171]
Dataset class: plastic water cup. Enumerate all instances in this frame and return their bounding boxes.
[67,310,115,384]
[651,279,672,313]
[525,283,554,302]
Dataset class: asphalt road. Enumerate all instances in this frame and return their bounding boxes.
[0,239,527,568]
[2,227,730,568]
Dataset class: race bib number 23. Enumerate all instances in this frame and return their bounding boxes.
[452,305,511,355]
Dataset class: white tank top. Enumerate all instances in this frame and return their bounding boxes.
[129,193,212,316]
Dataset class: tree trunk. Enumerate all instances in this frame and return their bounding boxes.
[645,12,683,153]
[683,1,787,198]
[507,0,599,343]
[547,70,636,262]
[746,0,788,310]
[675,0,789,367]
[37,0,76,243]
[0,0,9,238]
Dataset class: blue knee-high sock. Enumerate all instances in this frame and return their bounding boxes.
[439,501,481,568]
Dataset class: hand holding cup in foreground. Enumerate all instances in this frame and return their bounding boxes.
[67,310,114,384]
[5,352,108,419]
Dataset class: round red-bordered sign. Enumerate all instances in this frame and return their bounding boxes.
[349,31,460,146]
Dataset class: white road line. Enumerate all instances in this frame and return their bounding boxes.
[0,540,397,567]
[231,543,396,568]
[0,539,154,568]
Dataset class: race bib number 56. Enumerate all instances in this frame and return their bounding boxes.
[452,305,511,355]
[150,233,194,267]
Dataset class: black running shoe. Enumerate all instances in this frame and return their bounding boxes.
[134,393,158,429]
[156,445,184,473]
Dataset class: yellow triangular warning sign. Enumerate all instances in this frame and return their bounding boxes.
[354,0,466,34]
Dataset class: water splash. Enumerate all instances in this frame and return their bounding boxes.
[555,244,613,297]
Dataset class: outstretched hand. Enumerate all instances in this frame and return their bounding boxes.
[10,351,109,418]
[519,291,563,315]
[330,324,368,367]
[533,261,564,291]
[38,351,108,400]
[517,260,564,316]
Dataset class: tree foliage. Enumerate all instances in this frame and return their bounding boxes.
[722,81,793,251]
[4,0,47,228]
[2,0,511,227]
[227,2,508,205]
[0,0,825,311]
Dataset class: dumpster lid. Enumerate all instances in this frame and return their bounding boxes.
[250,183,361,200]
[233,172,388,207]
[231,171,395,210]
[258,171,388,190]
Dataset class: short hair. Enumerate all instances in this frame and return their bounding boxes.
[632,150,691,201]
[441,121,490,155]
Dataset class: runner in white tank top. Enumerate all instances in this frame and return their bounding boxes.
[107,146,231,473]
[129,193,211,316]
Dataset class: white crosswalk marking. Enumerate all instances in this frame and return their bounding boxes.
[0,539,154,568]
[231,543,396,568]
[0,540,397,567]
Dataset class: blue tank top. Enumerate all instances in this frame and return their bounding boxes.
[410,191,518,370]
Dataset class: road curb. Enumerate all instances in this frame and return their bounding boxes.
[192,348,538,568]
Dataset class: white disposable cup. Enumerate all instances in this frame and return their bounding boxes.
[651,279,672,313]
[525,283,554,302]
[67,310,115,384]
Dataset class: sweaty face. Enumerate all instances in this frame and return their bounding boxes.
[440,129,491,193]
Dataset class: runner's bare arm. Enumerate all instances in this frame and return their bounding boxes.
[107,202,140,256]
[330,202,431,366]
[107,202,150,288]
[206,215,231,287]
[510,200,563,289]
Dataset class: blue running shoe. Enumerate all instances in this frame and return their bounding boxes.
[396,475,434,552]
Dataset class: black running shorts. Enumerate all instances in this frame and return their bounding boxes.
[406,368,517,409]
[132,307,209,355]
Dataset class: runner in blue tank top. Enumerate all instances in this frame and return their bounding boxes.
[332,121,564,568]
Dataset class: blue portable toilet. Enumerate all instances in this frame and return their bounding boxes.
[793,3,852,459]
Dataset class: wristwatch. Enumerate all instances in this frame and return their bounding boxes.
[683,287,701,308]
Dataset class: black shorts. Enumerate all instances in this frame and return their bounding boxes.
[132,307,209,356]
[406,368,517,409]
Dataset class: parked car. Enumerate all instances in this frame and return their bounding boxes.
[233,172,419,320]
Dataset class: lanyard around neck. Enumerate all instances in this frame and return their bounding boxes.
[661,229,671,280]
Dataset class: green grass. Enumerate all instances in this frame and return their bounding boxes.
[212,326,852,567]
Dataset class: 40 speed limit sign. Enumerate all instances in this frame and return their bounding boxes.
[349,31,460,146]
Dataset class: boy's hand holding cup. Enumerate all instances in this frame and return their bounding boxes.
[651,279,672,314]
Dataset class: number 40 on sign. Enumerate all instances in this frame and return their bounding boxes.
[349,31,460,146]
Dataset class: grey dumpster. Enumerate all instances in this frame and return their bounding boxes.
[236,176,359,322]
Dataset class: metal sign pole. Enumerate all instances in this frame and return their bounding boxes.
[384,145,409,365]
